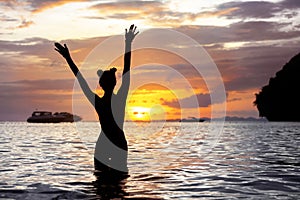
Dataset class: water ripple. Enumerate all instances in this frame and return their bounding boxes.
[0,122,299,199]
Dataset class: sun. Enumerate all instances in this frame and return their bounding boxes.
[129,107,150,121]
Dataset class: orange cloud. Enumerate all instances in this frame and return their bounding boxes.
[90,1,163,13]
[196,7,239,18]
[16,19,34,28]
[31,0,88,13]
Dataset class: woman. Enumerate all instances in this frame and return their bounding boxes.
[54,25,139,173]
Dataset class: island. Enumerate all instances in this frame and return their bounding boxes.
[254,52,300,121]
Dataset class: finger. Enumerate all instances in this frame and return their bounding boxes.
[54,42,63,49]
[133,26,137,33]
[130,24,134,30]
[54,48,60,52]
[64,44,67,49]
[55,45,64,51]
[134,31,139,37]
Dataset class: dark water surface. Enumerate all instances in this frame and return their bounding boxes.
[0,121,299,199]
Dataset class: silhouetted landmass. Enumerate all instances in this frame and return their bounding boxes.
[130,116,265,122]
[199,116,266,122]
[254,52,300,121]
[222,116,267,122]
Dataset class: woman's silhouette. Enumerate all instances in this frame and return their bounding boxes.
[54,25,139,173]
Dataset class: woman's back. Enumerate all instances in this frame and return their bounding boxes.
[94,94,127,151]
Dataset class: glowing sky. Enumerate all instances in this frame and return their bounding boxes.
[0,0,299,121]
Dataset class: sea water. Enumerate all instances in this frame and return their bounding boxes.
[0,121,299,199]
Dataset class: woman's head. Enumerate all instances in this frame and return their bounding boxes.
[97,67,117,92]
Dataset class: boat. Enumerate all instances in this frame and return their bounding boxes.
[179,117,205,122]
[27,111,82,123]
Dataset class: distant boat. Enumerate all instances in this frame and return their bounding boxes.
[179,117,205,122]
[27,111,82,123]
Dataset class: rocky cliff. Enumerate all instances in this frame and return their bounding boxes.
[254,52,300,121]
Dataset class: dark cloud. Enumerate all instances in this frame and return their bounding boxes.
[0,37,62,76]
[0,36,109,74]
[1,20,298,95]
[27,0,69,11]
[280,0,300,9]
[0,0,19,8]
[0,79,76,92]
[0,37,53,55]
[283,11,298,19]
[218,1,280,19]
[0,7,299,120]
[175,21,300,44]
[173,22,300,93]
[0,0,95,13]
[0,35,85,56]
[99,13,138,20]
[89,0,236,25]
[208,45,300,91]
[228,97,242,102]
[0,79,76,121]
[0,14,18,22]
[162,93,211,108]
[162,88,227,109]
[176,30,299,93]
[218,0,300,19]
[90,0,181,24]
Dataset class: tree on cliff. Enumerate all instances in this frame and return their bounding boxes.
[254,52,300,121]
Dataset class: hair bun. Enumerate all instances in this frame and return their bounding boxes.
[110,67,117,73]
[97,69,103,77]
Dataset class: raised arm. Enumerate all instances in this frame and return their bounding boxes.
[118,25,139,96]
[123,24,139,75]
[54,43,95,105]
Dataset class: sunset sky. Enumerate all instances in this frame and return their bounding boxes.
[1,0,299,121]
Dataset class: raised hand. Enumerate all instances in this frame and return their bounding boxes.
[54,42,71,59]
[125,24,139,43]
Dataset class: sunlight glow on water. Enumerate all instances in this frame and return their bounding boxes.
[0,121,299,199]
